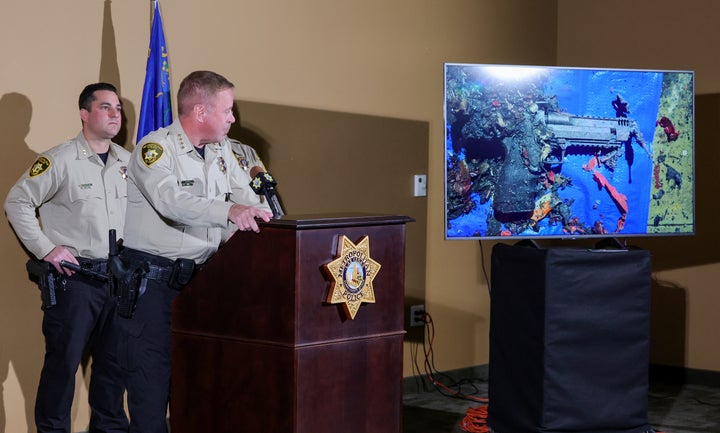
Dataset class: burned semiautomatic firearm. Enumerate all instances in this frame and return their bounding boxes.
[540,110,651,163]
[493,107,650,217]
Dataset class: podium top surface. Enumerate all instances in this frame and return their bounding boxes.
[259,213,414,230]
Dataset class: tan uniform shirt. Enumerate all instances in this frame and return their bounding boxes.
[229,139,266,172]
[123,121,270,263]
[4,132,130,260]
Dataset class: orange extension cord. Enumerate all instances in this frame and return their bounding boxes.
[413,311,489,432]
[460,404,488,433]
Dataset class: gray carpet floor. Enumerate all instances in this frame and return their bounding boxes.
[402,376,720,433]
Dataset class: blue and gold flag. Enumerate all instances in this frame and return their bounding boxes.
[137,1,172,143]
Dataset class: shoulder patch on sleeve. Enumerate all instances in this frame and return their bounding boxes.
[141,142,164,167]
[29,156,51,177]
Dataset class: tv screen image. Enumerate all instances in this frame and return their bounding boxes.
[444,64,695,240]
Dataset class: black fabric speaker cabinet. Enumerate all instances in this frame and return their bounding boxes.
[488,243,652,433]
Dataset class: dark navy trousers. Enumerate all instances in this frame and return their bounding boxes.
[36,272,128,433]
[114,258,179,433]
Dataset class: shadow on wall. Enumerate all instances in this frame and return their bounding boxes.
[0,92,46,432]
[228,100,430,310]
[650,278,687,368]
[99,0,136,150]
[116,97,136,151]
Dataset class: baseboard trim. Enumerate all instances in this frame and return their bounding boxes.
[405,363,720,394]
[403,364,488,394]
[649,363,720,387]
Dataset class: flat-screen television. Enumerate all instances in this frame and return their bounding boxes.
[444,63,695,240]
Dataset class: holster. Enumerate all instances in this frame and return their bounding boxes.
[25,259,59,309]
[110,246,198,318]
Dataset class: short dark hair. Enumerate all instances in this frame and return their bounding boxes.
[78,82,119,111]
[177,71,234,116]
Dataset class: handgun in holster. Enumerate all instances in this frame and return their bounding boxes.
[25,259,59,309]
[107,229,149,319]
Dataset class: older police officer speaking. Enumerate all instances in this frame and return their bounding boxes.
[117,70,272,433]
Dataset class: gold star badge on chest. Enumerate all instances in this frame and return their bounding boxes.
[324,235,381,320]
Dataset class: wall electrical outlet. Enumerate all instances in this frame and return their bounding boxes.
[409,304,425,326]
[413,174,427,197]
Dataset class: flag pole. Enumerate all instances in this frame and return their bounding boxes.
[150,0,157,32]
[137,0,173,143]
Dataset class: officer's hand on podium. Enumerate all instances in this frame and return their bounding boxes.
[228,204,272,233]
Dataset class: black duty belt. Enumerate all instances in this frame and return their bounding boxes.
[145,264,173,283]
[120,248,174,267]
[120,248,200,289]
[76,257,108,274]
[121,248,174,283]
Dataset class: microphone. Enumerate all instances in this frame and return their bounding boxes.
[249,166,284,218]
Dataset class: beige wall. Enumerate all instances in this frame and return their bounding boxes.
[557,1,720,94]
[2,0,717,431]
[556,0,720,372]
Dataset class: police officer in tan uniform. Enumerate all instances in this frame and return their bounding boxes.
[4,83,130,433]
[119,71,272,433]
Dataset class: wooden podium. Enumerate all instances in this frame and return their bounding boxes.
[170,214,412,433]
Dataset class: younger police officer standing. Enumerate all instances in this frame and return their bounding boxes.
[4,83,130,433]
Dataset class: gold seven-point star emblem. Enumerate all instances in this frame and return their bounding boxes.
[324,235,381,320]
